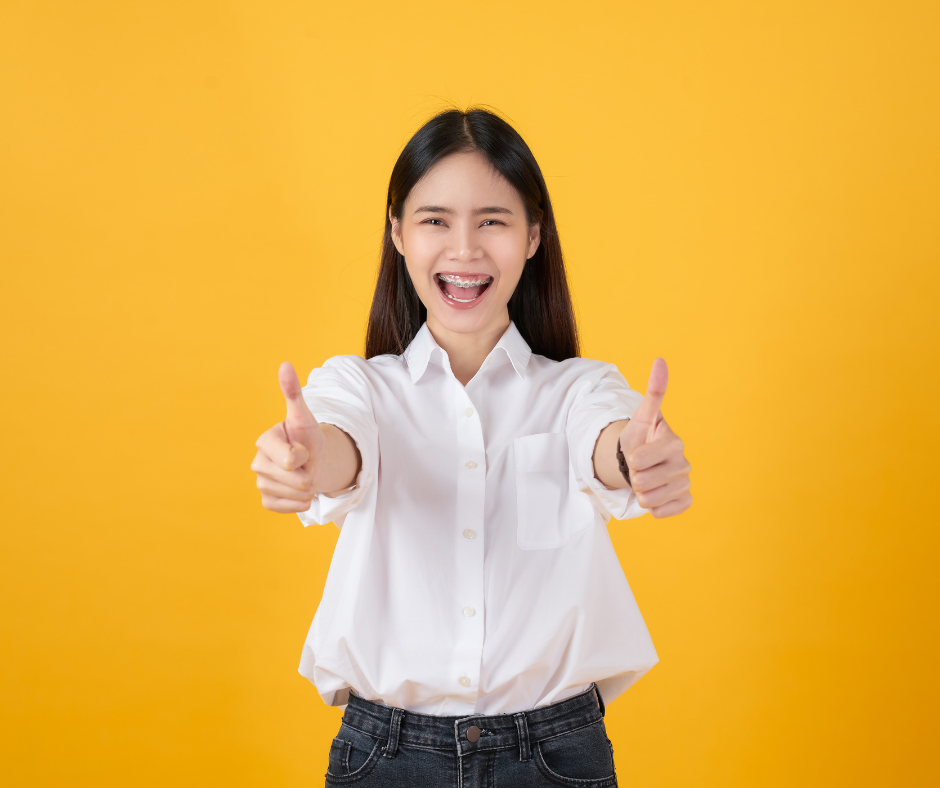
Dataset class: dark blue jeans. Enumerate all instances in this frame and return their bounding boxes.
[324,683,617,787]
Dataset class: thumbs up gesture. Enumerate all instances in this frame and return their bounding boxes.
[278,361,326,467]
[619,358,692,518]
[251,362,326,513]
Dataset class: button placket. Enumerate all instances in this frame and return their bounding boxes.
[452,377,485,704]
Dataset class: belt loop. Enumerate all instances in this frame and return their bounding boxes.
[593,683,606,718]
[383,707,404,758]
[513,712,531,762]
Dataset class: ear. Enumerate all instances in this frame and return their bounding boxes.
[526,221,541,260]
[389,206,405,256]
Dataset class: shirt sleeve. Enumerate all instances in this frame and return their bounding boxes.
[294,356,379,529]
[567,363,648,521]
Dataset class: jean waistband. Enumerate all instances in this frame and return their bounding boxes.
[341,684,606,757]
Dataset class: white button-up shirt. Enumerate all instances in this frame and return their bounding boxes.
[296,321,659,715]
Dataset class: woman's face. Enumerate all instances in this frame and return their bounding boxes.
[390,151,540,338]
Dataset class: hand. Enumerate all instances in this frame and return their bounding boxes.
[619,358,692,518]
[251,362,326,513]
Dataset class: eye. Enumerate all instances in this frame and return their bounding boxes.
[481,220,505,227]
[422,218,446,226]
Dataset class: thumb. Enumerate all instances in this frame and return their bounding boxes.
[624,357,668,453]
[278,361,320,449]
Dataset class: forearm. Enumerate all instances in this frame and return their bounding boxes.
[317,424,362,496]
[591,419,631,490]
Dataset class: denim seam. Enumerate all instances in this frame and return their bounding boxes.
[340,717,601,751]
[339,721,384,740]
[532,742,617,788]
[328,738,352,776]
[400,741,457,753]
[532,718,605,746]
[325,739,384,784]
[345,708,390,729]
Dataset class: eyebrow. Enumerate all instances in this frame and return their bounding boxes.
[413,205,514,216]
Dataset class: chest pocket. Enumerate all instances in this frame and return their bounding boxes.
[514,433,596,550]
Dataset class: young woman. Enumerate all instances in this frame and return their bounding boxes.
[252,108,692,787]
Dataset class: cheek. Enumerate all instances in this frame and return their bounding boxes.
[402,232,441,270]
[489,236,528,284]
[400,235,431,278]
[401,235,443,300]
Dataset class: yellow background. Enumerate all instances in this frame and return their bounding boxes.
[2,1,938,785]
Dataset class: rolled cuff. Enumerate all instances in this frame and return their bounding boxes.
[575,413,648,521]
[296,410,377,529]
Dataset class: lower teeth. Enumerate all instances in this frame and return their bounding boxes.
[446,292,478,303]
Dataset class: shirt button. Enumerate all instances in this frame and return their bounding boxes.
[463,529,475,540]
[465,461,477,469]
[463,606,476,617]
[465,407,473,417]
[459,676,471,687]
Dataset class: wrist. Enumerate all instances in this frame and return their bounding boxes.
[615,436,632,489]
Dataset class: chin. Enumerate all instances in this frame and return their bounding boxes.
[433,307,496,332]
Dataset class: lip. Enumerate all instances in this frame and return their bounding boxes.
[434,271,493,311]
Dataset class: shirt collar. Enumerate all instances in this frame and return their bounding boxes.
[403,321,532,384]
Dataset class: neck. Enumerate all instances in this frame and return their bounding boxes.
[426,312,510,386]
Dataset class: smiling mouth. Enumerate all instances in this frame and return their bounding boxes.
[435,273,493,303]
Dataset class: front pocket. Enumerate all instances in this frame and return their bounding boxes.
[328,737,351,776]
[534,721,617,787]
[514,433,596,550]
[325,724,384,784]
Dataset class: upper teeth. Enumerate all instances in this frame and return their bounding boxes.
[438,274,491,288]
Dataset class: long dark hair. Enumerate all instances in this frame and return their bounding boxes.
[365,107,580,361]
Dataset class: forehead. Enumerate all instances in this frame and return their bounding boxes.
[405,151,522,209]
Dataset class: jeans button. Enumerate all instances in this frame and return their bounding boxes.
[466,725,481,742]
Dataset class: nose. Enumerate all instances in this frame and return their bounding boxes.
[447,222,483,263]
